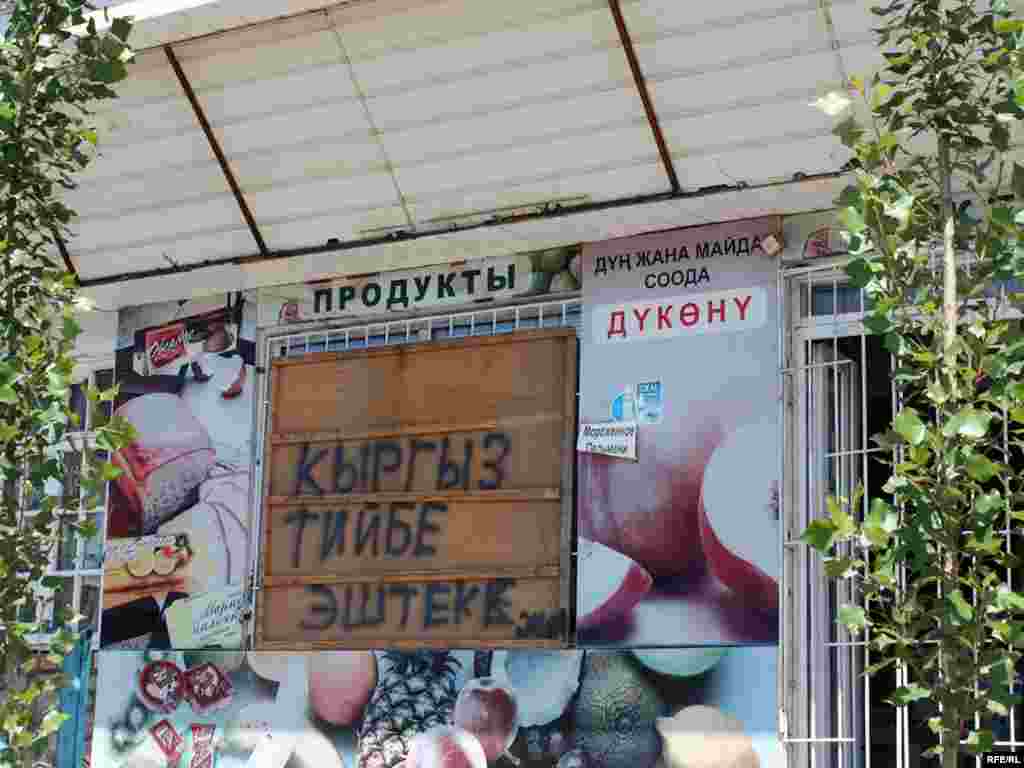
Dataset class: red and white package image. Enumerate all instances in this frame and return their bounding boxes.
[112,394,217,535]
[137,661,185,715]
[183,663,234,716]
[187,723,217,768]
[144,323,188,375]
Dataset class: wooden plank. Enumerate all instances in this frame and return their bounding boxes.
[260,576,563,646]
[266,421,564,498]
[266,489,559,506]
[560,334,578,637]
[264,566,560,588]
[268,331,572,436]
[263,498,562,578]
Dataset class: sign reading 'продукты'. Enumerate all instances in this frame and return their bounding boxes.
[256,330,577,649]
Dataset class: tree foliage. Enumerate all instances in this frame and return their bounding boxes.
[0,2,134,765]
[805,0,1024,764]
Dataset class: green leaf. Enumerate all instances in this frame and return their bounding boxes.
[889,684,930,705]
[801,519,837,552]
[947,589,974,623]
[894,408,927,446]
[0,385,17,404]
[837,604,867,631]
[827,496,857,538]
[966,453,999,482]
[100,462,123,481]
[80,129,97,146]
[110,16,132,41]
[942,407,992,439]
[838,205,867,235]
[996,586,1024,612]
[995,18,1024,34]
[1013,163,1024,199]
[965,729,994,755]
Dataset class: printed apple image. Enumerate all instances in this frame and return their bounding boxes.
[405,726,488,768]
[576,538,653,630]
[577,417,722,580]
[698,420,779,615]
[453,677,520,761]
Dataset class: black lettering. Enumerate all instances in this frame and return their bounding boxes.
[321,509,348,562]
[424,582,451,628]
[300,585,337,630]
[285,508,318,568]
[293,444,327,496]
[454,582,480,624]
[358,583,386,626]
[437,272,456,299]
[362,282,382,306]
[462,269,481,293]
[355,505,382,556]
[413,275,431,301]
[389,584,419,628]
[359,443,372,494]
[338,286,356,311]
[385,503,415,556]
[415,502,447,557]
[372,440,402,492]
[437,436,470,490]
[334,445,358,494]
[313,289,331,314]
[406,438,436,491]
[484,579,516,626]
[480,432,512,490]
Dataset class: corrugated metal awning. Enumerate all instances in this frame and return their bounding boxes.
[52,0,876,305]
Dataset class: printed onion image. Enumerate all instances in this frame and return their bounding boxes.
[698,420,779,614]
[576,538,652,630]
[577,417,722,581]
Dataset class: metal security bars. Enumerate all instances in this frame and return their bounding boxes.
[247,296,583,647]
[780,263,1024,768]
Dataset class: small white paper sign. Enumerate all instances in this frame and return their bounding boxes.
[577,421,638,461]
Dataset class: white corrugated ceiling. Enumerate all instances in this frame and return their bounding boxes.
[61,0,875,297]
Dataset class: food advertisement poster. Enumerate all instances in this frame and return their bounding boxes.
[577,218,782,646]
[92,647,784,768]
[101,293,257,650]
[257,245,581,326]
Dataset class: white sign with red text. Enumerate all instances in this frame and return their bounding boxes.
[592,287,767,344]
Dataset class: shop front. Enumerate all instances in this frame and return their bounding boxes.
[89,215,798,768]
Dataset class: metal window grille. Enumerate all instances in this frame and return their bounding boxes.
[781,264,1024,768]
[14,365,113,648]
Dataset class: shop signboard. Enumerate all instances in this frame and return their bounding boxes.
[100,293,258,650]
[256,329,577,648]
[576,217,783,646]
[257,246,581,326]
[90,647,785,768]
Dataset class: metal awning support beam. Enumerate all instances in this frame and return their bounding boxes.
[76,169,845,288]
[607,0,680,194]
[163,43,269,256]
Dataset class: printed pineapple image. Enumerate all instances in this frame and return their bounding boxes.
[358,651,462,768]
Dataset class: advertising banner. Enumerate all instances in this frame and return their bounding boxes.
[91,648,784,768]
[577,218,782,647]
[257,246,581,326]
[100,293,258,650]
